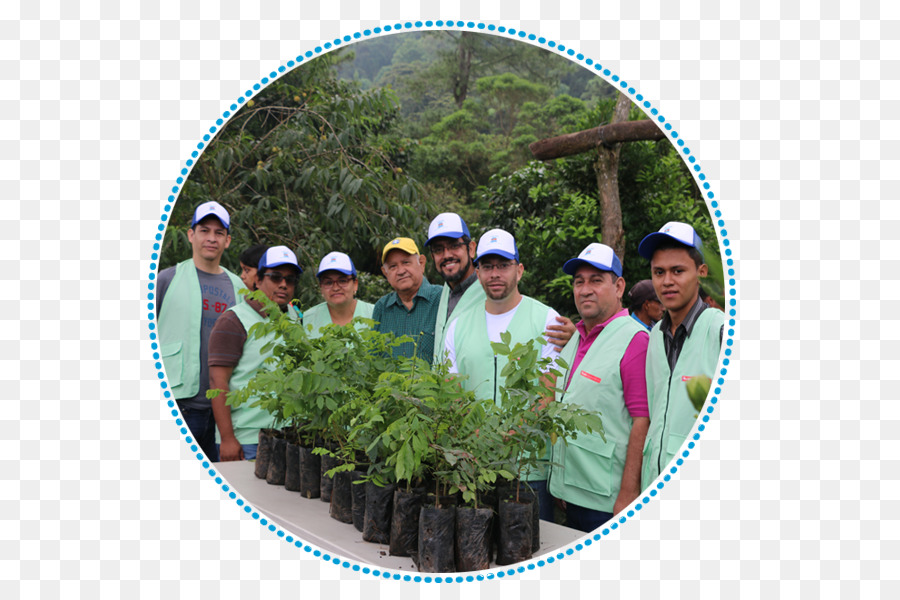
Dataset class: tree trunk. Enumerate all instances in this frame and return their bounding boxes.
[594,92,632,262]
[453,32,474,108]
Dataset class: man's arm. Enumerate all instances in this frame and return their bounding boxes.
[209,365,241,461]
[613,330,651,514]
[613,416,649,515]
[544,315,576,352]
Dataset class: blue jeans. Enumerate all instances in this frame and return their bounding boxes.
[565,502,613,533]
[178,405,219,462]
[526,479,556,522]
[216,443,258,461]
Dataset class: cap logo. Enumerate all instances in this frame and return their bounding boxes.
[585,248,592,255]
[490,237,498,243]
[663,226,672,233]
[330,257,336,263]
[392,239,400,245]
[437,222,444,229]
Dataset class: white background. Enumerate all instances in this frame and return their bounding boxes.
[1,0,895,598]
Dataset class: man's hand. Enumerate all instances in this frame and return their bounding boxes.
[613,487,640,516]
[555,497,567,513]
[218,436,244,462]
[545,315,576,352]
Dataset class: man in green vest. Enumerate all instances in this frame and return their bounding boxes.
[637,222,724,490]
[426,213,575,365]
[157,201,245,462]
[548,243,650,532]
[425,212,484,365]
[443,228,562,521]
[208,246,302,461]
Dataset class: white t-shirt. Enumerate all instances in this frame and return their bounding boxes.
[444,303,561,374]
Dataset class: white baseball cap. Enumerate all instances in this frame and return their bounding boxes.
[191,201,230,230]
[563,242,623,277]
[475,228,519,264]
[426,213,471,246]
[638,221,704,260]
[316,251,356,277]
[258,246,302,273]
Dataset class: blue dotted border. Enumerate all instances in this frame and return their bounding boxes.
[146,20,737,583]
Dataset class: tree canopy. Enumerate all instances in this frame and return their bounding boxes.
[161,31,723,313]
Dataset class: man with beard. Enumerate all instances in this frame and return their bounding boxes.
[424,213,485,364]
[157,201,246,463]
[426,212,575,365]
[443,228,561,520]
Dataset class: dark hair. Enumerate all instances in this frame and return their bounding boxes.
[651,239,705,268]
[240,244,267,269]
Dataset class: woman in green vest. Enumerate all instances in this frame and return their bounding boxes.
[208,246,302,461]
[302,251,374,339]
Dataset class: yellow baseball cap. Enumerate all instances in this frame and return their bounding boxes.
[381,237,420,262]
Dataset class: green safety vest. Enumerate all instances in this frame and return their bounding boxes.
[215,301,298,445]
[432,280,486,365]
[158,259,245,400]
[302,300,374,339]
[641,307,723,490]
[452,295,552,481]
[548,316,646,513]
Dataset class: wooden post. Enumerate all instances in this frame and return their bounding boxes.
[528,93,666,262]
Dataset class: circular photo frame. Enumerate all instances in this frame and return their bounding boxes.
[147,20,736,582]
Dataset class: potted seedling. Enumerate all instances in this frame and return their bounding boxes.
[363,355,438,551]
[490,332,606,564]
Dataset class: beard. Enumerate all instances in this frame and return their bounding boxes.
[441,256,472,285]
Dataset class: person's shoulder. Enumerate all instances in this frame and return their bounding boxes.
[304,301,327,316]
[522,294,556,316]
[356,300,376,315]
[211,305,246,333]
[420,279,443,300]
[158,264,177,284]
[373,292,396,311]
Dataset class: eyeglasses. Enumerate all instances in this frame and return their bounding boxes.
[430,241,467,256]
[477,261,517,273]
[319,277,354,288]
[263,272,299,285]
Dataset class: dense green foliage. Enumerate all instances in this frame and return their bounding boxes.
[162,30,722,315]
[160,52,432,308]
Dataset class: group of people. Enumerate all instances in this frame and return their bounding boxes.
[157,201,723,532]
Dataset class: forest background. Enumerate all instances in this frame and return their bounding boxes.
[159,31,722,318]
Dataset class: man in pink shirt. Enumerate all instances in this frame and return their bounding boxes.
[548,242,650,532]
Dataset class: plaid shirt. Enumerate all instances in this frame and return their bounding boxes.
[372,278,443,360]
